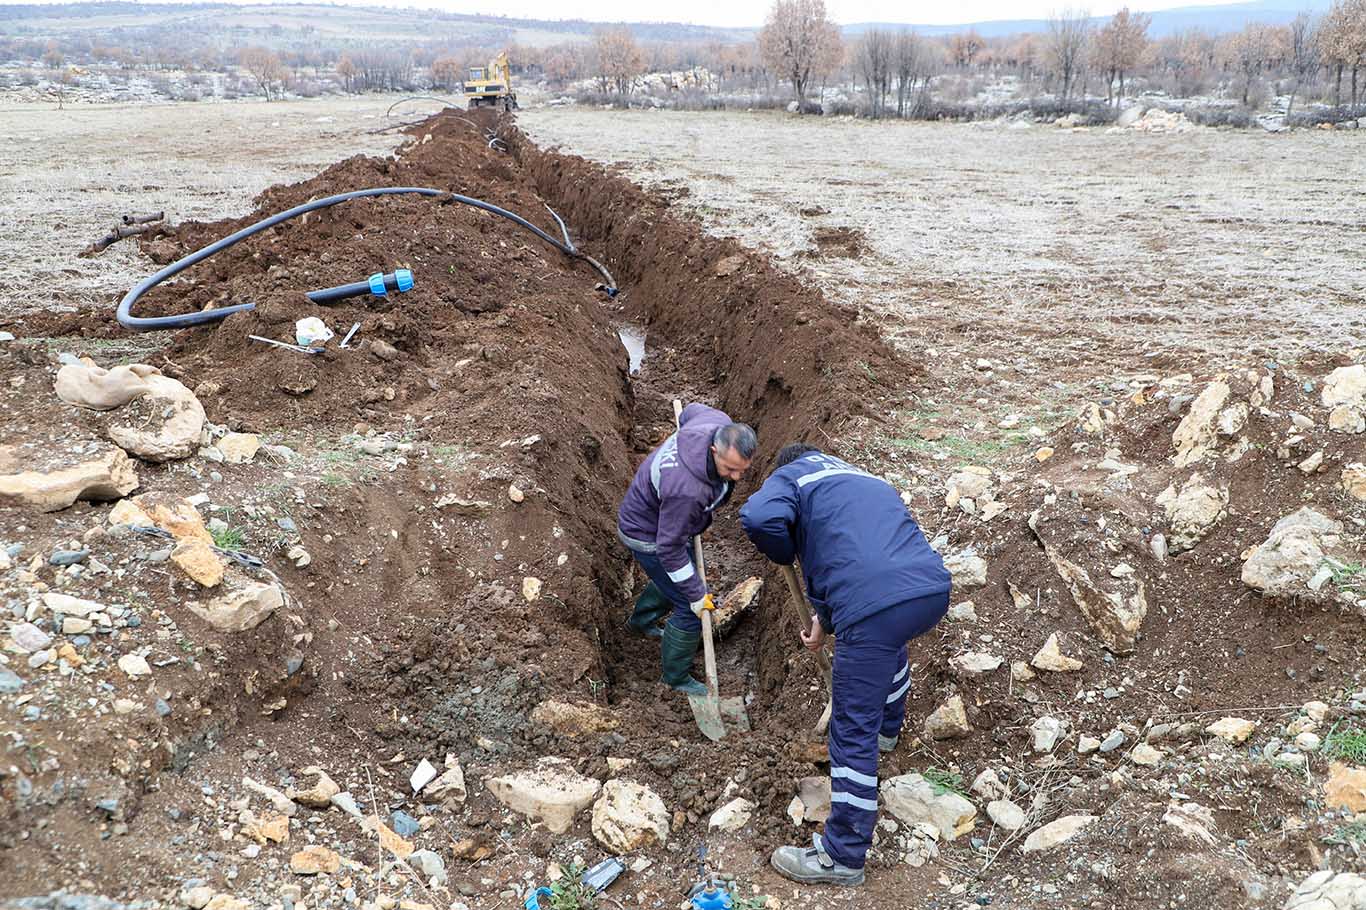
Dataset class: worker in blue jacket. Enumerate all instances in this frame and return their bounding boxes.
[740,443,951,887]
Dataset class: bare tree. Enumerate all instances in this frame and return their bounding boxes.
[1047,7,1091,100]
[594,28,645,97]
[1222,22,1279,108]
[1286,13,1320,116]
[239,46,286,100]
[857,29,893,118]
[1321,0,1366,105]
[431,55,462,91]
[1092,7,1151,105]
[336,54,357,93]
[948,30,985,68]
[758,0,842,110]
[893,29,930,117]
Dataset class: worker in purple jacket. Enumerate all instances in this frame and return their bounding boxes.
[617,403,757,695]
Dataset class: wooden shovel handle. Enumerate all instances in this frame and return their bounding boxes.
[674,399,720,701]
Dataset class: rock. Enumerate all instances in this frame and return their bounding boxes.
[946,467,993,505]
[62,617,93,634]
[714,575,763,632]
[390,810,419,837]
[590,779,669,852]
[290,845,341,875]
[203,898,249,910]
[529,700,620,736]
[117,653,151,678]
[1329,406,1366,434]
[1172,380,1230,467]
[1011,660,1036,682]
[1298,450,1324,473]
[287,767,340,808]
[924,695,973,740]
[506,483,525,503]
[1020,814,1098,853]
[189,579,284,632]
[1032,716,1066,753]
[49,548,88,566]
[522,577,542,602]
[10,622,52,653]
[409,758,438,794]
[330,792,362,817]
[1242,508,1346,600]
[1295,732,1322,752]
[181,886,215,909]
[55,362,155,410]
[1031,633,1083,672]
[1099,730,1126,753]
[714,254,746,277]
[242,811,290,844]
[1038,550,1146,655]
[427,754,467,805]
[0,667,24,694]
[1217,402,1249,436]
[409,849,446,884]
[218,433,261,464]
[1344,463,1366,501]
[171,538,224,588]
[131,492,214,543]
[1321,364,1366,409]
[987,800,1026,831]
[796,776,831,823]
[1324,763,1366,813]
[1163,802,1216,845]
[0,443,139,512]
[369,339,400,361]
[243,776,300,817]
[1035,446,1055,462]
[708,797,755,832]
[970,769,1007,801]
[947,601,977,622]
[881,774,976,841]
[949,652,1002,675]
[943,553,987,589]
[485,757,602,834]
[1205,717,1257,743]
[1130,744,1163,766]
[1078,735,1102,755]
[1283,871,1366,910]
[107,373,206,462]
[42,592,105,617]
[1156,473,1228,552]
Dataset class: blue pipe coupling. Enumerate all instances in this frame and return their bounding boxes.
[370,269,414,296]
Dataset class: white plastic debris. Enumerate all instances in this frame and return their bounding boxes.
[411,758,438,794]
[295,317,334,347]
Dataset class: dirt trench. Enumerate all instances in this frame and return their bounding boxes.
[0,107,921,896]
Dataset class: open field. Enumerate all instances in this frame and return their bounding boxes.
[1,99,1364,910]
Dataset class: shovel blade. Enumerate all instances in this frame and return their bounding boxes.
[687,693,728,741]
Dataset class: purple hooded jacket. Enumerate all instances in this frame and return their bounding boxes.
[617,403,735,604]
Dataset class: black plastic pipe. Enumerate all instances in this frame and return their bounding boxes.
[306,269,414,305]
[117,186,618,331]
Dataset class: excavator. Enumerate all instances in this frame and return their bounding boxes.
[464,51,518,111]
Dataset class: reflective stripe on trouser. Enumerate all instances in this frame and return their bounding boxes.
[626,541,701,634]
[823,592,950,869]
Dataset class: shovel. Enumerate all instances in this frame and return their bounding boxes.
[780,564,834,735]
[673,400,749,741]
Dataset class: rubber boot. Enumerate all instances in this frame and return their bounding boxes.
[659,624,708,696]
[627,582,670,639]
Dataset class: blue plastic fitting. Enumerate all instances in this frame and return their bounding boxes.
[691,886,733,910]
[395,268,413,292]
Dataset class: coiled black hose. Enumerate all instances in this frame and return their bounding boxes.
[117,186,619,331]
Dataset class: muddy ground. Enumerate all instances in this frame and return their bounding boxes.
[1,102,1364,910]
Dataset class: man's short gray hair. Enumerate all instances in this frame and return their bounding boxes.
[714,423,758,459]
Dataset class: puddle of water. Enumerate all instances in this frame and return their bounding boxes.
[617,325,647,374]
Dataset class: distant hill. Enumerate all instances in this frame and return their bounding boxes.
[846,0,1335,39]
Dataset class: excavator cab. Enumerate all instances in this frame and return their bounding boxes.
[463,52,518,112]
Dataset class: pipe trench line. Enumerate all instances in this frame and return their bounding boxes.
[117,186,619,331]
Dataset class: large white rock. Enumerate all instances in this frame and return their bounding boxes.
[707,797,755,833]
[107,373,205,463]
[0,443,139,512]
[1283,871,1366,910]
[42,592,105,617]
[426,754,467,805]
[54,362,155,410]
[1031,632,1083,672]
[486,758,601,834]
[187,579,284,632]
[1329,406,1366,434]
[949,652,1002,675]
[987,799,1026,831]
[590,779,669,852]
[1172,380,1230,467]
[1343,463,1366,501]
[1321,364,1366,409]
[880,774,976,841]
[795,776,831,823]
[1032,716,1066,753]
[1241,507,1345,599]
[1205,716,1257,743]
[943,552,987,589]
[1156,473,1228,552]
[1020,814,1097,853]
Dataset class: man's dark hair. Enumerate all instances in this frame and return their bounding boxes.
[774,442,820,470]
[714,423,758,459]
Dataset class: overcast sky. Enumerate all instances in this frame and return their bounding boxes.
[482,0,1252,28]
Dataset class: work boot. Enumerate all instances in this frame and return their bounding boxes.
[627,582,670,639]
[659,624,707,696]
[878,734,899,753]
[770,833,865,887]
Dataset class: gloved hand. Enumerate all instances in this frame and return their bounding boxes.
[690,593,715,619]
